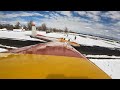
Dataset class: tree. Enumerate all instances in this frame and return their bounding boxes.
[41,23,47,31]
[49,28,54,32]
[37,26,42,31]
[27,21,33,30]
[69,30,72,33]
[9,25,14,30]
[14,22,21,29]
[6,24,14,30]
[23,25,28,30]
[53,28,57,32]
[64,27,68,33]
[0,24,3,29]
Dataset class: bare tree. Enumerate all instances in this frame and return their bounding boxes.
[27,21,33,30]
[64,27,68,33]
[23,25,28,30]
[6,24,14,30]
[41,23,47,31]
[0,24,3,29]
[37,26,42,31]
[14,22,21,29]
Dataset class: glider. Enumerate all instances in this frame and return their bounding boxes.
[0,24,111,79]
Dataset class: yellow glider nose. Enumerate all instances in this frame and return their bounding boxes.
[0,42,111,79]
[0,53,111,79]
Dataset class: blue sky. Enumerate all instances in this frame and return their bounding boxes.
[0,11,120,40]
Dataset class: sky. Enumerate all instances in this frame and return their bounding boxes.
[0,11,120,40]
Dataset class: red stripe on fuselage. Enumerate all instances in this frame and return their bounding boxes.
[6,42,84,58]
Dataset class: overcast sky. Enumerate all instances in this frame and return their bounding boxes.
[0,11,120,40]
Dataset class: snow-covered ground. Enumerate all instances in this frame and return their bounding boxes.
[0,30,45,42]
[0,44,17,49]
[89,59,120,79]
[83,54,120,79]
[0,30,120,49]
[85,55,120,59]
[0,48,8,52]
[0,30,120,79]
[42,32,120,49]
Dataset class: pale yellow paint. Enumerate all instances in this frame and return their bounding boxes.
[0,53,111,79]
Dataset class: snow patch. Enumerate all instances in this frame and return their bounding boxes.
[0,30,45,42]
[89,59,120,79]
[0,48,8,52]
[86,55,120,59]
[41,32,120,49]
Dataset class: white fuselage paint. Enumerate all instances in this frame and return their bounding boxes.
[32,26,37,37]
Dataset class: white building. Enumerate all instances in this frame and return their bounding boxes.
[13,27,25,32]
[0,28,7,31]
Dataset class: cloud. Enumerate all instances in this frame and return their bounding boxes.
[75,11,101,21]
[56,11,72,17]
[0,11,43,19]
[37,11,119,36]
[44,15,49,18]
[86,11,101,21]
[75,11,86,16]
[0,11,120,40]
[102,11,120,20]
[0,18,28,25]
[39,13,101,35]
[45,11,49,12]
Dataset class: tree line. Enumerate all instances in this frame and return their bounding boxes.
[0,21,31,30]
[0,21,75,33]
